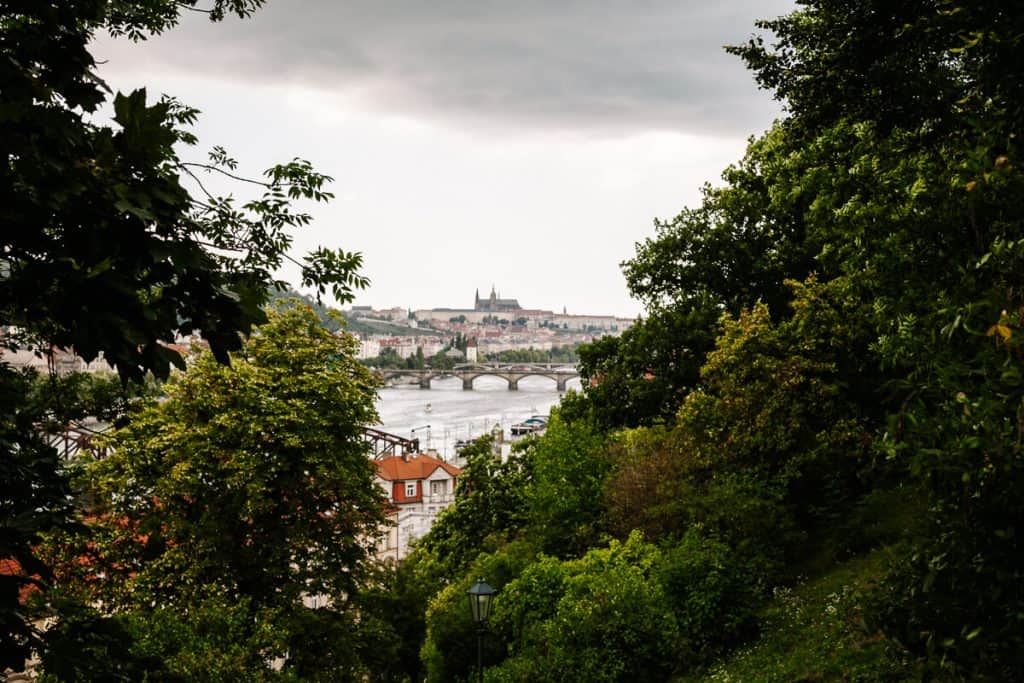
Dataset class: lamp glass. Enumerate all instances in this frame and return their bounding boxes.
[468,579,496,623]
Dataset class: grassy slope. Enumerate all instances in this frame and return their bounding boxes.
[678,547,920,683]
[341,316,443,337]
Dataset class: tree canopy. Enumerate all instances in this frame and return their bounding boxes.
[1,0,369,671]
[6,0,1024,679]
[45,306,386,678]
[1,0,367,381]
[413,1,1024,679]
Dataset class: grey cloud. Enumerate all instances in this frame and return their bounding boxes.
[94,0,796,136]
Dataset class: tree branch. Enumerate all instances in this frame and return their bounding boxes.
[181,162,270,188]
[176,2,214,14]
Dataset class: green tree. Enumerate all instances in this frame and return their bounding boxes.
[607,278,875,578]
[727,2,1024,676]
[416,437,534,577]
[450,331,468,352]
[1,1,369,669]
[354,554,445,683]
[564,306,718,429]
[420,541,537,683]
[488,533,680,683]
[406,346,426,369]
[428,351,455,371]
[267,285,345,332]
[523,413,608,556]
[563,123,832,430]
[50,306,386,678]
[729,0,1024,143]
[486,345,579,364]
[363,346,404,369]
[1,0,366,380]
[0,368,79,672]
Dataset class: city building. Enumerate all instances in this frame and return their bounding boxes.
[474,285,521,312]
[373,452,461,561]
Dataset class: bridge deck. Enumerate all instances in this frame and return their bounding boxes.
[375,363,580,391]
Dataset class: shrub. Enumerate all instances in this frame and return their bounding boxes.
[657,527,759,661]
[488,533,679,682]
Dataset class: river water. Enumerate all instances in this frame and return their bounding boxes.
[374,375,581,461]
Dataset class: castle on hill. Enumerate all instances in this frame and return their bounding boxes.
[474,286,520,313]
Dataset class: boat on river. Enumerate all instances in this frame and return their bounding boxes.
[510,415,548,436]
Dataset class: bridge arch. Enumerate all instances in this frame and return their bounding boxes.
[379,370,410,385]
[509,373,560,388]
[460,373,516,391]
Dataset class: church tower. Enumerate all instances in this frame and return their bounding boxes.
[475,288,480,309]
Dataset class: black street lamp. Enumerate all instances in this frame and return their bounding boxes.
[467,578,497,683]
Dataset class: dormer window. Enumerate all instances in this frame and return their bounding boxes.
[430,480,447,496]
[405,482,417,498]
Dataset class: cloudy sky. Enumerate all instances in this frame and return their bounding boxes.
[93,0,795,318]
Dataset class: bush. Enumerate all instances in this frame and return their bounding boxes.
[488,533,679,682]
[524,413,609,556]
[421,541,538,683]
[657,527,759,660]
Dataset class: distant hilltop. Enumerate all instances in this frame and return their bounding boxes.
[348,286,634,334]
[345,287,635,363]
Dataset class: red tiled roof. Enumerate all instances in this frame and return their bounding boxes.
[375,453,461,481]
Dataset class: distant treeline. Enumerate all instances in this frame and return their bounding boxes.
[485,345,578,364]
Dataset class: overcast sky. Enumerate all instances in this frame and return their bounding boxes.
[93,0,795,318]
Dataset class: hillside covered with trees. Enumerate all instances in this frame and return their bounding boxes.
[3,0,1024,681]
[401,1,1024,680]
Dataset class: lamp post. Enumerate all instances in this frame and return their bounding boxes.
[467,578,497,683]
[411,424,430,453]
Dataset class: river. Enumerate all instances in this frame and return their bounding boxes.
[374,375,581,461]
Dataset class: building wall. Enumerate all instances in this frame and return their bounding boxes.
[357,338,381,359]
[373,469,458,561]
[1,347,111,374]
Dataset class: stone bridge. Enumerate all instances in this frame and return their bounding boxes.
[378,363,580,391]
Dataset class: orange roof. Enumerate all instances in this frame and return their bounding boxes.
[375,453,461,482]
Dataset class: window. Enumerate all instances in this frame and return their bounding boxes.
[405,482,417,497]
[430,480,447,496]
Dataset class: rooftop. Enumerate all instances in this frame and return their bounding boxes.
[375,452,461,481]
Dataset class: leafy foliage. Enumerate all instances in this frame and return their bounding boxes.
[721,2,1024,676]
[420,541,538,683]
[1,0,368,380]
[488,532,753,682]
[503,535,678,683]
[484,345,579,364]
[728,0,1024,142]
[416,437,534,577]
[1,1,372,670]
[681,549,915,683]
[521,413,608,556]
[0,367,77,670]
[565,305,718,429]
[561,1,1024,676]
[7,0,1024,679]
[45,306,385,678]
